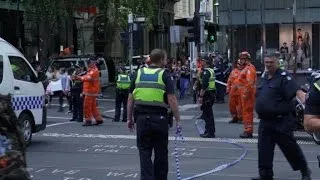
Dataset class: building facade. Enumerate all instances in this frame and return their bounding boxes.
[218,0,320,70]
[173,0,219,57]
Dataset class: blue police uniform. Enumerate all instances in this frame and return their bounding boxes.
[254,68,310,180]
[305,79,320,115]
[214,58,226,103]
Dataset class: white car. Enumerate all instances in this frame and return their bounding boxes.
[0,37,46,144]
[47,56,109,89]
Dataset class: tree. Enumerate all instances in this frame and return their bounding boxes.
[23,0,156,60]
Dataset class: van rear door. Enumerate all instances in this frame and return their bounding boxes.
[96,58,109,87]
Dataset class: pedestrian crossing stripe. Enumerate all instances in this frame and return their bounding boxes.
[37,133,316,145]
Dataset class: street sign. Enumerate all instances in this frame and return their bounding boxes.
[170,26,181,44]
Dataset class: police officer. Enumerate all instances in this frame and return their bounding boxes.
[304,76,320,132]
[127,49,181,180]
[253,51,311,180]
[70,65,85,122]
[114,67,130,122]
[304,72,320,169]
[198,56,216,138]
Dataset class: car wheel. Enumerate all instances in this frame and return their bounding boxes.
[19,114,33,145]
[312,132,320,145]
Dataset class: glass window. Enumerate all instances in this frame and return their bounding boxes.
[0,55,3,84]
[96,58,107,70]
[9,56,35,82]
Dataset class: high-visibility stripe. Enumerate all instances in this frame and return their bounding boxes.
[314,81,320,91]
[135,83,166,90]
[134,100,168,108]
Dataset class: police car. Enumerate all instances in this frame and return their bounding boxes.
[0,37,46,144]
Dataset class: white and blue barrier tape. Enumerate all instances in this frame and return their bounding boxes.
[174,118,248,180]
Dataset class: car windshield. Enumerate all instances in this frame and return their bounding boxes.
[50,59,86,70]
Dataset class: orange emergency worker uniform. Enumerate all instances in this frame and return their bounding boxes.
[80,65,103,124]
[227,65,242,121]
[238,53,257,136]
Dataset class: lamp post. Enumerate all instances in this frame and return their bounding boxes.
[16,0,22,50]
[292,0,297,75]
[214,1,219,52]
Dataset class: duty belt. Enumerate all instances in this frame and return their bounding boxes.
[258,114,287,120]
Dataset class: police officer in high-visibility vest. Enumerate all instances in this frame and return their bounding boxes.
[127,49,181,180]
[198,56,216,138]
[70,65,85,122]
[114,67,131,122]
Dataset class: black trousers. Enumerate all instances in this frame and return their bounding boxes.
[136,112,169,180]
[215,82,225,102]
[71,87,83,121]
[115,89,129,121]
[202,91,215,135]
[258,119,308,177]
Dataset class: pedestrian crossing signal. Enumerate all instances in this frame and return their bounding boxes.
[207,24,217,43]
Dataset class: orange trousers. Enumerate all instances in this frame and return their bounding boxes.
[83,96,102,122]
[240,93,255,134]
[229,94,242,120]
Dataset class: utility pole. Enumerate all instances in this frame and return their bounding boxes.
[16,0,21,50]
[260,0,266,65]
[244,0,248,50]
[194,0,200,56]
[292,0,297,75]
[128,13,134,74]
[199,0,206,54]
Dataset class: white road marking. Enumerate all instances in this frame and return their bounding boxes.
[52,97,115,102]
[37,133,315,145]
[46,122,74,127]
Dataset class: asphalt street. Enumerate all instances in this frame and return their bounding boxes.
[26,92,320,180]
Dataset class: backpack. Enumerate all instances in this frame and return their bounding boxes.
[0,94,31,180]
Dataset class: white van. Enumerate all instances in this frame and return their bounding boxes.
[47,56,109,89]
[0,37,46,144]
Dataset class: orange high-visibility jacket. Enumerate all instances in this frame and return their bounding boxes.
[238,63,257,93]
[227,68,241,95]
[80,66,100,96]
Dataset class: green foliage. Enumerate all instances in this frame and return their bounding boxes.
[23,0,156,30]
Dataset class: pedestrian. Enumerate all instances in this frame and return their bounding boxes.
[127,49,181,180]
[227,59,243,124]
[252,51,311,180]
[57,68,70,112]
[198,56,216,138]
[114,67,130,122]
[70,65,85,122]
[238,51,257,138]
[74,57,104,126]
[179,60,190,99]
[213,54,225,103]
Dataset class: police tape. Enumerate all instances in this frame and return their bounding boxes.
[215,80,227,86]
[174,126,184,180]
[174,118,248,180]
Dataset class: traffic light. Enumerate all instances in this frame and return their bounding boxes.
[207,25,217,43]
[187,16,200,43]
